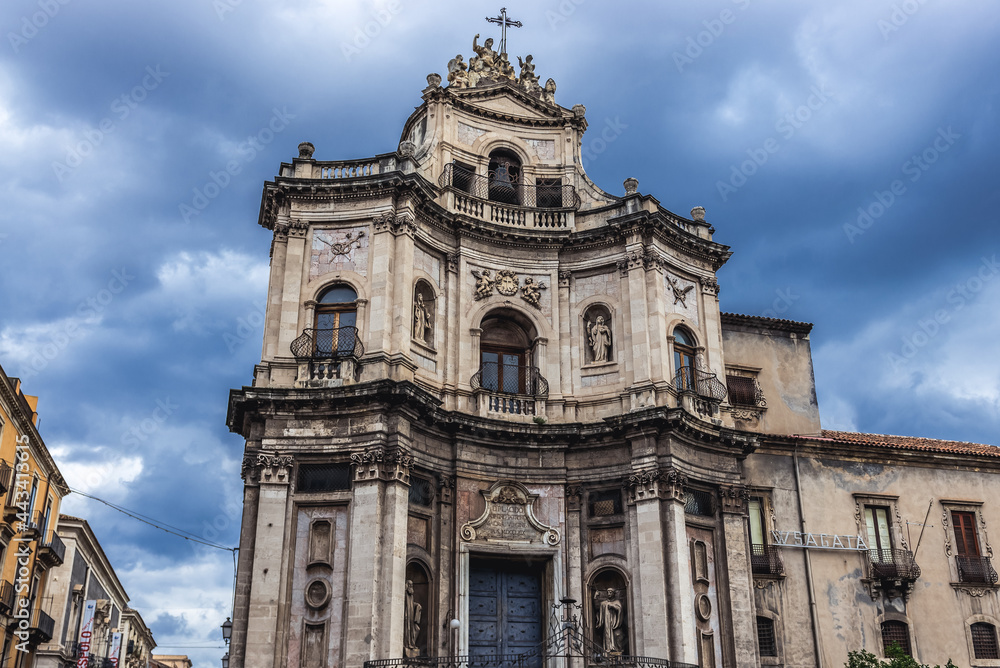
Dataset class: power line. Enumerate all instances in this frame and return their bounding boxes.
[68,488,235,552]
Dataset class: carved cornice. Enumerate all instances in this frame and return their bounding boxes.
[350,446,413,483]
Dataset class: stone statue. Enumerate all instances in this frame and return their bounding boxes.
[541,78,557,104]
[498,52,517,81]
[587,315,612,363]
[413,294,431,343]
[404,579,422,658]
[594,588,624,654]
[518,55,539,89]
[472,269,495,300]
[472,34,499,74]
[447,55,469,89]
[520,277,547,308]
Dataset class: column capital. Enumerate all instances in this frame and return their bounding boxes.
[351,445,413,484]
[242,452,294,485]
[623,467,686,504]
[719,484,750,515]
[565,484,584,512]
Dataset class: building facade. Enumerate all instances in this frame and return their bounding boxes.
[226,39,1000,668]
[0,364,69,666]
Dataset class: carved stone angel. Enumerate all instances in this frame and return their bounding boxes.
[447,54,469,88]
[520,277,547,308]
[472,269,495,300]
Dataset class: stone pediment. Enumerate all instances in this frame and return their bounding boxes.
[449,85,573,127]
[461,481,560,545]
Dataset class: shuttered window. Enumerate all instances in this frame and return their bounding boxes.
[953,511,981,557]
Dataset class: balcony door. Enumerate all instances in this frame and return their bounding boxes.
[315,285,357,356]
[864,506,893,565]
[480,349,525,394]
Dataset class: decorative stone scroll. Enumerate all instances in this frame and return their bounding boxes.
[461,481,560,545]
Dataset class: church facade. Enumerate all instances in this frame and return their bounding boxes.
[226,38,1000,668]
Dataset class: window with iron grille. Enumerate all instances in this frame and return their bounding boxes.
[588,489,623,518]
[881,620,911,656]
[726,375,759,406]
[685,490,714,517]
[972,623,1000,660]
[409,477,434,507]
[297,463,351,493]
[756,617,777,657]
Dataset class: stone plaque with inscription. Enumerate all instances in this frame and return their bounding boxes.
[461,481,560,546]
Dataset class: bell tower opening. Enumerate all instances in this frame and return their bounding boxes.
[488,148,522,205]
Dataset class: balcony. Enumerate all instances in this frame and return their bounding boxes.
[471,362,549,418]
[28,608,54,645]
[37,531,66,569]
[863,549,921,600]
[673,366,727,418]
[750,543,784,576]
[957,555,999,585]
[0,581,14,616]
[291,327,364,387]
[0,461,11,497]
[439,164,578,230]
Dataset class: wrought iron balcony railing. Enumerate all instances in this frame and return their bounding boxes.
[866,549,921,581]
[957,555,999,584]
[0,461,11,497]
[751,543,784,576]
[673,366,727,401]
[0,580,14,616]
[290,327,364,361]
[29,608,54,644]
[439,164,580,209]
[38,531,66,568]
[471,363,549,398]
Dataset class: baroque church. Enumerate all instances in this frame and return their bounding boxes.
[226,33,1000,668]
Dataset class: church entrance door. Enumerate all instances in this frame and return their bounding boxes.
[469,559,544,663]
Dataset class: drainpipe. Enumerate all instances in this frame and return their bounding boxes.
[793,444,824,668]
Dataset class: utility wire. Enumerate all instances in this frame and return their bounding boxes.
[69,488,235,552]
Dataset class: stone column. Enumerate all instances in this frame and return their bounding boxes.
[229,458,261,668]
[565,485,585,612]
[389,216,417,364]
[619,247,651,385]
[368,213,399,356]
[699,278,725,380]
[344,447,413,667]
[720,485,759,668]
[557,271,574,400]
[277,223,308,359]
[661,470,699,666]
[263,229,288,361]
[243,455,294,668]
[645,261,667,384]
[443,253,460,392]
[625,469,670,659]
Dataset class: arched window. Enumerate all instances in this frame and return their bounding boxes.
[756,616,777,657]
[881,620,911,656]
[479,316,532,394]
[673,327,697,390]
[590,569,628,655]
[488,148,522,205]
[315,285,358,356]
[972,622,1000,660]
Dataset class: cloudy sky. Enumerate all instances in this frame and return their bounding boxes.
[1,0,998,664]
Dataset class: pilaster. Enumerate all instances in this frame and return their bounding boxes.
[229,458,263,668]
[624,465,670,659]
[720,485,759,668]
[277,220,308,359]
[660,469,699,666]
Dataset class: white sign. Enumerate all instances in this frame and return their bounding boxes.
[76,600,96,668]
[110,631,122,667]
[770,530,870,551]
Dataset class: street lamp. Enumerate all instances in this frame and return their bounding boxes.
[222,652,230,668]
[221,617,232,645]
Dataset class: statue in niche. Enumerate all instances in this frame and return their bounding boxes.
[403,579,422,658]
[520,277,547,308]
[413,294,432,344]
[593,588,625,655]
[587,315,612,363]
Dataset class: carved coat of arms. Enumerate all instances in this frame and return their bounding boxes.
[495,269,519,296]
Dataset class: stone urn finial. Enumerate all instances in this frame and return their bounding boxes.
[572,104,587,119]
[624,177,639,195]
[398,140,416,158]
[691,206,706,221]
[297,142,315,159]
[426,73,442,88]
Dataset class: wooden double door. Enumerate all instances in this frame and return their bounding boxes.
[468,559,544,663]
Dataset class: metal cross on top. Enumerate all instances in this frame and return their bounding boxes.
[486,7,522,56]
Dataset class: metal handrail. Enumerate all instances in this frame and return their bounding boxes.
[0,462,11,497]
[673,366,727,401]
[471,362,549,398]
[290,327,364,360]
[439,164,580,209]
[866,548,921,581]
[31,608,55,640]
[957,555,999,584]
[750,543,784,576]
[41,531,66,563]
[0,581,13,614]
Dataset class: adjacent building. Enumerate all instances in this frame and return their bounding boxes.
[225,38,1000,668]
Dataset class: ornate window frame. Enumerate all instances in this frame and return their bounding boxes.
[942,499,997,591]
[755,610,784,666]
[966,614,1000,667]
